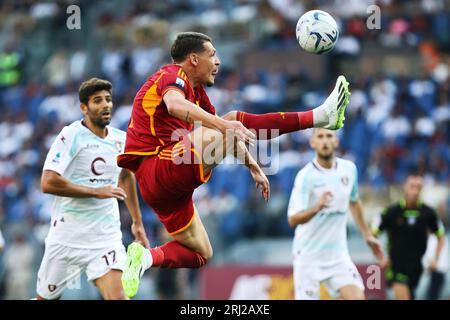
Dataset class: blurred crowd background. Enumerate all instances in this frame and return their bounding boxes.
[0,0,449,299]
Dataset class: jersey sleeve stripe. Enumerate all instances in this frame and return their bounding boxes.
[180,70,187,81]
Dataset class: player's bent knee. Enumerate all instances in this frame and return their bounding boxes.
[204,248,213,260]
[222,110,237,121]
[201,242,213,260]
[197,255,209,268]
[195,247,212,268]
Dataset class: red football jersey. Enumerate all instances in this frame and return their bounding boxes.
[117,64,216,172]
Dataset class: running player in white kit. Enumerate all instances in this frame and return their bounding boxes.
[287,128,386,300]
[36,78,150,300]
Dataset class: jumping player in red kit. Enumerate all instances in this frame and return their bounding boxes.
[117,32,351,298]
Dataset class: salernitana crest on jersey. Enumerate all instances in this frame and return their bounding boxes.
[114,141,122,153]
[341,176,349,186]
[48,284,57,292]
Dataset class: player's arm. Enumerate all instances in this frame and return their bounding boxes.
[42,126,127,200]
[288,192,331,227]
[41,170,127,200]
[349,200,387,265]
[287,170,324,227]
[348,163,386,264]
[371,207,392,268]
[371,207,390,237]
[235,140,269,201]
[349,200,373,240]
[429,234,446,272]
[118,168,150,248]
[163,90,255,144]
[427,213,446,271]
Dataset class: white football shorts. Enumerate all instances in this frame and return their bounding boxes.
[293,255,365,300]
[36,242,126,299]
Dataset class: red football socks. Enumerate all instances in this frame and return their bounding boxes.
[150,241,207,269]
[236,111,314,139]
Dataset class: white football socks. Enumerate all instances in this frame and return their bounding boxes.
[142,248,153,271]
[312,103,329,127]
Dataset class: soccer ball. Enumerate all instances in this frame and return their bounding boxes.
[296,10,339,54]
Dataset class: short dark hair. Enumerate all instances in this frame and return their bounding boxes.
[78,78,112,104]
[406,166,424,178]
[170,32,212,63]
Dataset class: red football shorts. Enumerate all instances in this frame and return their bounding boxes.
[135,139,211,235]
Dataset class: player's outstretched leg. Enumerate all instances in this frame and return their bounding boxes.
[122,242,151,298]
[312,75,350,130]
[122,240,210,298]
[229,75,350,139]
[122,213,212,298]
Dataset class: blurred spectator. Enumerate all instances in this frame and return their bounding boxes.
[69,49,88,83]
[43,50,70,88]
[4,232,34,299]
[382,103,411,141]
[0,43,22,88]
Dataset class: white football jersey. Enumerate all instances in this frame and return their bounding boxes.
[43,120,126,248]
[287,157,359,265]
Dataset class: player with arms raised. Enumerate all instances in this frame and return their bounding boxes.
[117,32,351,298]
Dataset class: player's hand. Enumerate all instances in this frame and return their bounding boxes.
[223,120,256,145]
[428,258,438,272]
[250,165,270,201]
[316,191,332,211]
[94,185,127,200]
[131,222,151,249]
[365,235,387,265]
[378,255,390,269]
